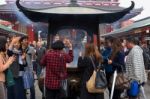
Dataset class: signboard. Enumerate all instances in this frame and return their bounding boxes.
[134,29,142,34]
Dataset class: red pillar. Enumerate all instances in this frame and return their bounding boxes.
[93,34,97,46]
[27,24,34,43]
[12,21,19,31]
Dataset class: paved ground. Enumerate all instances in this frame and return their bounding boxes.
[27,80,150,99]
[143,81,150,98]
[27,80,42,99]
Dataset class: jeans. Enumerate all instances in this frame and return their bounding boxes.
[0,82,7,99]
[7,77,26,99]
[29,85,35,99]
[112,89,123,99]
[33,61,42,78]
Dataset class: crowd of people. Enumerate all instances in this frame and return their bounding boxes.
[0,36,46,99]
[78,37,149,99]
[0,35,149,99]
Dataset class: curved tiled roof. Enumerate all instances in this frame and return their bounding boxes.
[101,17,150,37]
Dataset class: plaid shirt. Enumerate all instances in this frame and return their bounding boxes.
[41,50,73,89]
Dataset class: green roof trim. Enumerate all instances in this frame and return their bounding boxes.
[0,24,26,36]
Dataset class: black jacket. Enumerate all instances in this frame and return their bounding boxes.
[78,56,104,99]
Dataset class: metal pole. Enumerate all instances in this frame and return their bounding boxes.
[47,23,50,49]
[110,70,117,99]
[47,20,54,49]
[97,24,101,51]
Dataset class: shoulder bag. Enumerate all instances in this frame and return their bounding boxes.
[109,64,130,90]
[86,57,107,93]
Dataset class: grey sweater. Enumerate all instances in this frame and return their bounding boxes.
[125,45,147,83]
[25,46,35,72]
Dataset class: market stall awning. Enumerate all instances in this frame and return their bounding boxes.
[0,24,27,36]
[101,17,150,37]
[0,19,12,26]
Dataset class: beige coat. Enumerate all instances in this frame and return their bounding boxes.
[0,55,9,82]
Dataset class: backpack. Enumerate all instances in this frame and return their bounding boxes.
[127,80,140,97]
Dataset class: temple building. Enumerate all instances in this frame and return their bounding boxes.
[0,0,140,42]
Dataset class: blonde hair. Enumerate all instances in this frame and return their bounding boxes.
[84,43,103,63]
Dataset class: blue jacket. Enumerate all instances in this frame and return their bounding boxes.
[112,51,125,73]
[102,47,113,73]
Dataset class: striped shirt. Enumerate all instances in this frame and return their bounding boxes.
[126,45,147,83]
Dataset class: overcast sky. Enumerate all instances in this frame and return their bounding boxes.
[119,0,150,21]
[0,0,6,5]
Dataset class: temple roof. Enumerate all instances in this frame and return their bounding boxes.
[0,2,141,24]
[28,7,117,14]
[0,4,17,12]
[16,1,129,13]
[15,0,134,23]
[0,2,123,12]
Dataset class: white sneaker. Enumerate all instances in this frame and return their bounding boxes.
[120,90,128,99]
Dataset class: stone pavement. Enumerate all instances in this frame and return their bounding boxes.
[27,80,150,99]
[142,81,150,99]
[27,80,42,99]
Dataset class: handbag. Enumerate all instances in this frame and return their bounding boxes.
[86,57,107,93]
[5,68,15,87]
[109,65,130,89]
[38,68,45,92]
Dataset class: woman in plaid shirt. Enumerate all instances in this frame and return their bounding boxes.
[41,40,73,99]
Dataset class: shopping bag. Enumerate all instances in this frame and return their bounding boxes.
[38,68,46,98]
[59,54,68,98]
[60,79,68,98]
[141,85,147,99]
